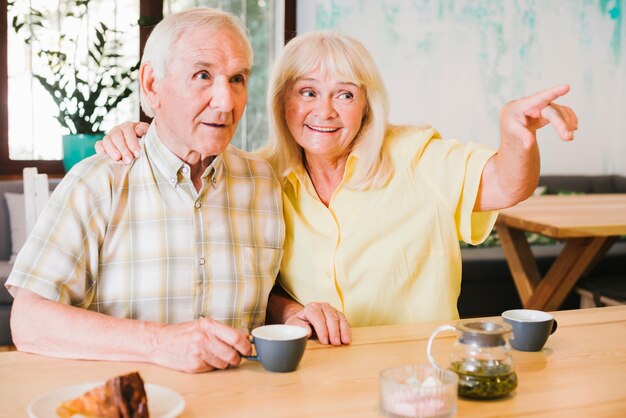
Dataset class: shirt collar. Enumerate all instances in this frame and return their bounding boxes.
[145,123,225,188]
[344,151,360,181]
[203,153,225,188]
[285,164,305,193]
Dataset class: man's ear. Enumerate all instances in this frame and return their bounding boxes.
[140,63,160,111]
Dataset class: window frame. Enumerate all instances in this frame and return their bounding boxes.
[0,0,296,177]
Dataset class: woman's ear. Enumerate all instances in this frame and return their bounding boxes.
[140,63,160,111]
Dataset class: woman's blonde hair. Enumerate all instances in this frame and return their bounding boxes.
[260,31,392,190]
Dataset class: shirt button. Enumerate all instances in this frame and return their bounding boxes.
[170,177,176,185]
[182,166,189,174]
[194,202,201,209]
[199,258,206,265]
[211,177,217,184]
[326,270,332,278]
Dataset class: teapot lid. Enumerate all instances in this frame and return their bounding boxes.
[456,320,512,347]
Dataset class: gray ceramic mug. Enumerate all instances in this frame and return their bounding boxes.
[502,309,558,351]
[243,325,308,372]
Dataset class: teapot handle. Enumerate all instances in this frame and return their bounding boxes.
[427,325,456,368]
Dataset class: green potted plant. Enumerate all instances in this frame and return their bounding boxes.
[8,0,139,171]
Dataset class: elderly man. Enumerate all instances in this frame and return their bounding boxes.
[5,8,284,373]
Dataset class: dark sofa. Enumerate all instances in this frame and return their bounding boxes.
[458,175,626,318]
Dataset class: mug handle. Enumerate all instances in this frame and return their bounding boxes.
[550,320,558,335]
[241,336,259,361]
[426,325,456,368]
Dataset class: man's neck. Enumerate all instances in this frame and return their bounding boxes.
[153,120,218,191]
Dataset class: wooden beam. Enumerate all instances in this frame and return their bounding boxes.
[139,0,163,123]
[284,0,296,43]
[528,236,619,310]
[1,0,10,170]
[496,224,541,305]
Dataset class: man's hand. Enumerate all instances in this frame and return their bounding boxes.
[151,318,252,373]
[95,121,149,164]
[11,289,251,373]
[284,302,351,346]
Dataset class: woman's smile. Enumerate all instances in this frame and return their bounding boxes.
[305,124,340,133]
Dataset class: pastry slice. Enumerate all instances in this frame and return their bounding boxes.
[56,371,149,418]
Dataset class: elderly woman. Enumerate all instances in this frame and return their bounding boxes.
[97,31,577,345]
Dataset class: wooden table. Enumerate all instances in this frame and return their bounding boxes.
[1,306,625,417]
[496,194,626,310]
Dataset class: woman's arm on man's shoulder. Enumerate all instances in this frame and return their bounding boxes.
[95,121,150,163]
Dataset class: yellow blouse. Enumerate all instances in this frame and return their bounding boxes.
[278,125,497,326]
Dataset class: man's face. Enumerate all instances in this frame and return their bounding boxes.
[149,27,250,159]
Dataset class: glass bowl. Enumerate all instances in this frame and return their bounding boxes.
[379,364,458,418]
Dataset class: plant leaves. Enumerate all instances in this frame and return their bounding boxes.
[10,1,139,134]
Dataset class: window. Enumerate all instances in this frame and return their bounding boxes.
[1,0,296,175]
[7,0,140,162]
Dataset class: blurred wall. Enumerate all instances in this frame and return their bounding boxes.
[297,0,626,175]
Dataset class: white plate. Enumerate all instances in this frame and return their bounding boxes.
[28,382,185,418]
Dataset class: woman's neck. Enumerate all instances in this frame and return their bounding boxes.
[304,153,348,207]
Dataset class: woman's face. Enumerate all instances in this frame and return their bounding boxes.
[283,68,367,162]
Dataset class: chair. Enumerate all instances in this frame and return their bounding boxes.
[22,167,49,235]
[0,168,49,348]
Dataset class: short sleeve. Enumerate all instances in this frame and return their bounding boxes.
[415,138,498,245]
[5,171,109,305]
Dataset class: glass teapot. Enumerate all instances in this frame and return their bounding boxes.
[427,320,518,399]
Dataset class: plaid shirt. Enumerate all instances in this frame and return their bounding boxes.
[6,124,284,330]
